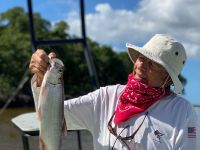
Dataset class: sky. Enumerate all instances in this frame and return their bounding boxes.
[0,0,199,104]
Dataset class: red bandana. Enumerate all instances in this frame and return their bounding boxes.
[114,73,171,125]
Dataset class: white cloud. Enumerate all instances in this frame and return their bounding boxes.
[66,0,200,58]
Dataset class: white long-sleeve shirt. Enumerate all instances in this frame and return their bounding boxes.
[31,80,199,150]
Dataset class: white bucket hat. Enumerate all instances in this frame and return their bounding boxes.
[126,34,187,94]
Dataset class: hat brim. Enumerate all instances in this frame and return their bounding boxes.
[126,42,183,94]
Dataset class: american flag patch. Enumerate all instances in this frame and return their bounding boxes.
[188,127,196,138]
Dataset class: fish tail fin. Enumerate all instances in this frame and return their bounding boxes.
[39,136,48,150]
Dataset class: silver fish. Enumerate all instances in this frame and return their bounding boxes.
[37,58,67,150]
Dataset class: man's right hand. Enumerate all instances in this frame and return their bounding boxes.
[29,49,56,86]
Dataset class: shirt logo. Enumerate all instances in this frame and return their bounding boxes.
[188,127,196,138]
[153,130,164,143]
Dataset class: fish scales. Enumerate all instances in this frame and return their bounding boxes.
[37,58,66,150]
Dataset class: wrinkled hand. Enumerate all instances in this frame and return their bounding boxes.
[29,49,56,86]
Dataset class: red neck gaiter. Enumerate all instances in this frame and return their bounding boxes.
[114,73,171,125]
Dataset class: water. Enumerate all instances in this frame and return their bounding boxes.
[1,106,199,150]
[0,107,93,150]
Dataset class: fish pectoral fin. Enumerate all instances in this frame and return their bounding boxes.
[62,118,68,136]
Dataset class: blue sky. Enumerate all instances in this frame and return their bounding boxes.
[0,0,199,104]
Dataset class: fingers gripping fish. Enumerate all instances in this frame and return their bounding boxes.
[37,58,67,150]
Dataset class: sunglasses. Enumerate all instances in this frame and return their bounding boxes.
[107,111,148,150]
[137,55,167,73]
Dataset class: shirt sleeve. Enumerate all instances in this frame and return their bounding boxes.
[175,104,200,150]
[64,89,100,133]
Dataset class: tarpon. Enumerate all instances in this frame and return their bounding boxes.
[37,58,67,150]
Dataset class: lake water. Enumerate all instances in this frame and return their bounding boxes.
[0,107,93,150]
[1,106,200,150]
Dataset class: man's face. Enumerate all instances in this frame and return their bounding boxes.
[133,54,169,87]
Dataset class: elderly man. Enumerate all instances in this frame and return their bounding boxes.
[29,34,199,150]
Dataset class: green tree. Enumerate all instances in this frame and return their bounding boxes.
[0,7,31,95]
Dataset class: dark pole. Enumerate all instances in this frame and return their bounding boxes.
[27,0,37,52]
[22,134,30,150]
[80,0,100,89]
